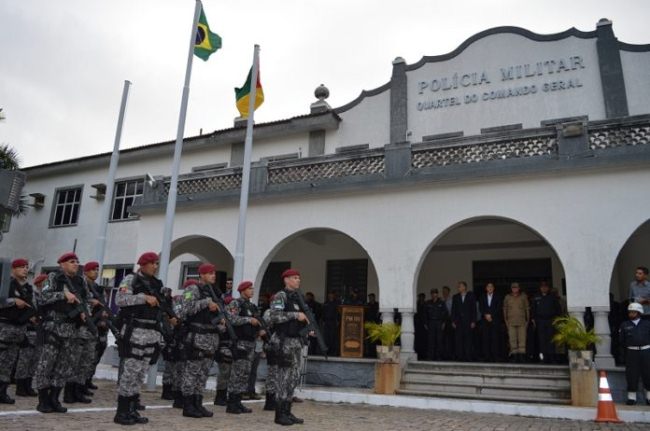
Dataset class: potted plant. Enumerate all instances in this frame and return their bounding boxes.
[552,315,601,407]
[365,321,401,363]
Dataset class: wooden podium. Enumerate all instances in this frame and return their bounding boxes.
[339,305,365,358]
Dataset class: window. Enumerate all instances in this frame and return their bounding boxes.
[51,187,82,227]
[111,178,144,221]
[0,213,10,233]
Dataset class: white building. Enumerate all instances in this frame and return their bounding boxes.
[2,19,650,370]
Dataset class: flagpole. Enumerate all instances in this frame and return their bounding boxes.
[158,0,202,287]
[96,80,131,280]
[232,44,260,297]
[147,0,202,390]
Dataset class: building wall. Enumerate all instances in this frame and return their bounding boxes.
[620,50,650,117]
[333,90,390,150]
[406,34,604,140]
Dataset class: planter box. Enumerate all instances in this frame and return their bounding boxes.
[374,362,401,394]
[569,350,597,407]
[376,345,400,363]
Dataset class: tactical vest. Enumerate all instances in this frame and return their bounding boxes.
[621,320,650,347]
[0,278,34,322]
[234,298,258,341]
[186,284,218,325]
[275,289,306,338]
[47,272,84,317]
[119,273,163,321]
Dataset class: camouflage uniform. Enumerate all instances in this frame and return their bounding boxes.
[262,308,279,411]
[0,277,35,402]
[14,288,41,386]
[34,270,85,412]
[215,333,232,400]
[269,288,307,423]
[87,283,110,385]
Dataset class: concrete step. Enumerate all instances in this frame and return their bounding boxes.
[402,370,570,389]
[407,361,570,377]
[400,379,570,400]
[396,388,572,405]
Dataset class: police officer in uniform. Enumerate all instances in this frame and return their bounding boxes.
[34,252,85,413]
[0,258,35,403]
[214,295,234,406]
[619,302,650,405]
[269,269,309,426]
[113,252,164,425]
[226,280,266,414]
[177,262,222,418]
[424,288,448,361]
[14,272,46,397]
[63,262,98,404]
[83,262,110,392]
[262,303,278,411]
[531,281,561,364]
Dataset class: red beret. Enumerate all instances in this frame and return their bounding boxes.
[12,258,29,268]
[238,281,253,292]
[198,263,216,275]
[182,279,199,289]
[281,269,300,279]
[84,261,99,272]
[224,296,234,305]
[33,273,48,285]
[137,252,159,266]
[57,252,79,264]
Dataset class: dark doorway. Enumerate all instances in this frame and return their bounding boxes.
[473,258,552,298]
[326,259,368,302]
[260,261,291,297]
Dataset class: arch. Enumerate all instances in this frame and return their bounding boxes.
[254,227,380,302]
[413,215,567,301]
[609,218,650,302]
[167,235,234,288]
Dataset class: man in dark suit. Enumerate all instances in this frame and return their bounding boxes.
[478,282,504,362]
[451,281,477,361]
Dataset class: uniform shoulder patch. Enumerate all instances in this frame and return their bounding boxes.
[184,290,193,300]
[271,298,285,310]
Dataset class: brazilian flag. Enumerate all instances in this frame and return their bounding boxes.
[194,8,222,61]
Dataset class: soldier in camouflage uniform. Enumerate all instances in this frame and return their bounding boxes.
[113,252,164,425]
[214,305,233,406]
[177,263,222,418]
[84,264,110,392]
[0,258,36,404]
[14,273,47,398]
[269,269,310,425]
[163,291,185,409]
[34,252,86,413]
[262,305,278,411]
[63,262,100,404]
[226,280,266,414]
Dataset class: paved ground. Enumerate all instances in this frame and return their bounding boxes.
[1,380,650,431]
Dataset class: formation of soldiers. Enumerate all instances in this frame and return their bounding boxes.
[0,252,317,426]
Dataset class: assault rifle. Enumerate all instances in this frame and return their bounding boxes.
[63,273,98,337]
[142,282,177,344]
[86,283,120,340]
[292,290,328,356]
[206,283,238,342]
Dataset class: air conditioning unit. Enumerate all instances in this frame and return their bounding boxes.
[0,169,26,213]
[91,183,107,200]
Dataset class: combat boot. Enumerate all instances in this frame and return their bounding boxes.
[226,393,242,414]
[195,394,213,417]
[85,378,98,390]
[49,386,68,413]
[37,387,54,413]
[134,394,145,411]
[236,393,252,414]
[79,382,93,397]
[161,383,173,400]
[182,394,203,418]
[263,392,276,411]
[15,378,30,397]
[113,395,136,425]
[213,388,227,406]
[286,401,304,424]
[274,400,293,426]
[25,378,38,396]
[172,390,183,408]
[0,382,16,404]
[63,382,77,403]
[128,395,148,424]
[74,383,92,403]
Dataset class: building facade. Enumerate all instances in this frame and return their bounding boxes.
[3,20,650,367]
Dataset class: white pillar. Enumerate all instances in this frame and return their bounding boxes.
[380,309,394,324]
[592,306,615,367]
[568,308,585,323]
[399,309,415,356]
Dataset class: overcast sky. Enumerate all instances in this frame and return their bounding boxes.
[1,0,648,168]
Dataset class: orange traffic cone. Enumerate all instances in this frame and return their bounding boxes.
[595,370,622,423]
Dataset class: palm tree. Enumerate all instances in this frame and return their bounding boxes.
[0,111,29,217]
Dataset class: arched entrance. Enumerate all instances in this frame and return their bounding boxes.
[608,219,650,365]
[256,228,380,357]
[414,216,566,362]
[168,235,234,291]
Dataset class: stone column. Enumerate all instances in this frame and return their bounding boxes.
[380,309,394,324]
[399,309,415,356]
[568,308,585,323]
[592,306,615,367]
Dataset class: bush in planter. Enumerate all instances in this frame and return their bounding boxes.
[552,315,600,351]
[364,322,401,346]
